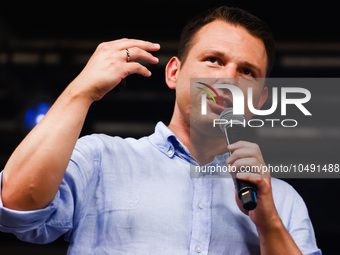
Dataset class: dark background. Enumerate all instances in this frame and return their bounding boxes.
[0,1,339,254]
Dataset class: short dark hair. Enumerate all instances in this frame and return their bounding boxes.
[178,6,275,76]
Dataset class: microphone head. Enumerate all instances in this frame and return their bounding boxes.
[218,108,247,132]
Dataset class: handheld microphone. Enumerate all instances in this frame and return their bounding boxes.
[219,108,257,211]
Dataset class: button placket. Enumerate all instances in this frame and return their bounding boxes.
[189,178,212,255]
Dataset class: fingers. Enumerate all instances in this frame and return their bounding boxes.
[79,38,161,101]
[96,38,160,65]
[124,62,152,77]
[226,141,270,178]
[126,46,159,64]
[121,47,159,77]
[226,141,264,166]
[111,39,160,77]
[112,38,160,51]
[227,140,253,154]
[225,140,271,189]
[98,38,160,52]
[101,38,160,64]
[236,172,263,181]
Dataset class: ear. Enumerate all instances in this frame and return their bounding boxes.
[256,86,268,110]
[165,57,181,90]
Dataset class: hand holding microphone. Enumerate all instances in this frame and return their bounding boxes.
[219,108,258,211]
[219,108,282,230]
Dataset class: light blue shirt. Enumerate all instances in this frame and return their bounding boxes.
[0,122,321,254]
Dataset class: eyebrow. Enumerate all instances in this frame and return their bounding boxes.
[240,61,263,76]
[201,49,225,58]
[201,49,264,76]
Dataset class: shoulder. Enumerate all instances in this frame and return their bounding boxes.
[76,133,126,147]
[271,180,321,253]
[271,178,310,224]
[74,133,152,158]
[271,178,304,207]
[271,178,298,196]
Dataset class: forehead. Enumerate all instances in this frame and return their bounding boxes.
[190,20,268,72]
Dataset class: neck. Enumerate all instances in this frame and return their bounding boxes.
[168,108,228,166]
[190,128,228,165]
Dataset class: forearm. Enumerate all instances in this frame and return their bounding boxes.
[258,217,302,255]
[1,79,92,211]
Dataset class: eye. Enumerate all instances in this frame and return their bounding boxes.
[241,68,254,77]
[205,57,222,66]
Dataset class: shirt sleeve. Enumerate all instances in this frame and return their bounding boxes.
[288,193,322,255]
[273,179,322,255]
[0,135,101,244]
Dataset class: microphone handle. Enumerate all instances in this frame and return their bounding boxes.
[225,126,257,211]
[235,176,257,211]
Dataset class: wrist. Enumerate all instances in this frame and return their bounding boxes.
[256,214,302,255]
[256,214,284,239]
[65,78,96,107]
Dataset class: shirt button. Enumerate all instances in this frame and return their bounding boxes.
[198,203,204,209]
[167,150,173,156]
[196,246,202,253]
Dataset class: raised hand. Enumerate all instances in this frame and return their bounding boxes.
[72,38,160,102]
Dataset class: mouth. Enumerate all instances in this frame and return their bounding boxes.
[207,94,233,115]
[195,81,233,116]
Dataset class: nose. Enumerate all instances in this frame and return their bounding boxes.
[213,64,238,87]
[222,63,238,78]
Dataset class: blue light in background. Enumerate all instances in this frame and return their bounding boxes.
[24,102,51,131]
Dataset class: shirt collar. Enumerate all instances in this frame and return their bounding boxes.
[149,122,190,160]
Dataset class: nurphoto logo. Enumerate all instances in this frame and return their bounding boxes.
[197,81,312,128]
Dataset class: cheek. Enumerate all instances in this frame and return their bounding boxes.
[175,67,192,100]
[174,61,214,114]
[175,79,190,113]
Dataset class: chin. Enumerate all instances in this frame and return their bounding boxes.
[190,113,218,135]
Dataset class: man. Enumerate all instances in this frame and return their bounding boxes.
[0,6,320,254]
